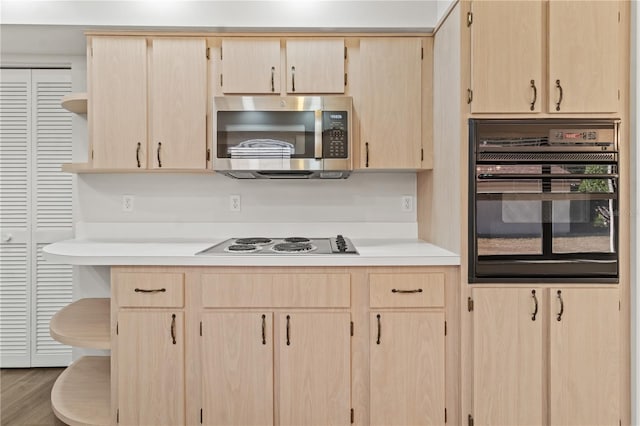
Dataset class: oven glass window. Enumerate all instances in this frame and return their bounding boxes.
[217,111,315,159]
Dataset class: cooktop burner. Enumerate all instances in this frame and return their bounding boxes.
[283,237,311,243]
[271,242,317,253]
[198,235,358,256]
[225,244,261,253]
[235,237,273,245]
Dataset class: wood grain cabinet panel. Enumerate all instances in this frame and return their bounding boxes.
[370,312,445,426]
[201,312,274,426]
[471,287,620,425]
[549,288,619,426]
[117,310,184,426]
[369,272,444,308]
[469,1,543,113]
[149,38,208,169]
[221,39,281,94]
[278,312,351,426]
[201,273,350,308]
[90,37,147,169]
[468,0,621,114]
[472,288,544,426]
[114,272,184,308]
[358,38,422,169]
[548,1,620,113]
[285,39,345,93]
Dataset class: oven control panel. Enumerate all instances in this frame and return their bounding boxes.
[322,111,349,159]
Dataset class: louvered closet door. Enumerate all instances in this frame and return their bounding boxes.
[30,69,73,366]
[0,69,33,367]
[0,69,73,367]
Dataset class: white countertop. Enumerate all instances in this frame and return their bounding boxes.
[43,238,460,267]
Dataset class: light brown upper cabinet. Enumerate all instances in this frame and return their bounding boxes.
[547,1,620,113]
[469,0,621,114]
[221,39,281,94]
[358,38,423,169]
[285,39,345,93]
[220,38,346,94]
[471,287,620,426]
[90,37,148,168]
[469,1,543,113]
[89,37,208,170]
[149,38,208,169]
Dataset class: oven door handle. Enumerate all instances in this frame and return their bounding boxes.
[477,173,618,180]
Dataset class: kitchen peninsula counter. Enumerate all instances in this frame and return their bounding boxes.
[43,238,460,266]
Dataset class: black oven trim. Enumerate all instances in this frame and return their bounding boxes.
[468,118,620,284]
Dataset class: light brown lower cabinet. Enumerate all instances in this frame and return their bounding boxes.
[472,287,619,426]
[201,311,351,426]
[117,310,185,426]
[370,312,445,426]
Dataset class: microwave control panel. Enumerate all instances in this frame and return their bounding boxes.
[322,111,348,159]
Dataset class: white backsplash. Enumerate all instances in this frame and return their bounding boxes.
[77,171,417,224]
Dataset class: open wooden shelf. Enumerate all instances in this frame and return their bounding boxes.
[61,163,216,174]
[50,298,110,350]
[61,92,87,114]
[51,356,110,426]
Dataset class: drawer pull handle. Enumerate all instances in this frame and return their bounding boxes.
[391,288,423,294]
[261,314,266,345]
[556,290,564,321]
[134,288,166,293]
[531,289,538,321]
[286,315,291,346]
[170,314,176,344]
[376,314,381,345]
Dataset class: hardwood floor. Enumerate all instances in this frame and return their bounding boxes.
[1,368,67,426]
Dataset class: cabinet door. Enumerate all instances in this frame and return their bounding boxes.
[221,39,280,94]
[90,37,147,169]
[201,312,274,426]
[370,312,445,426]
[149,38,208,169]
[359,38,422,169]
[472,288,543,426]
[117,310,184,425]
[470,1,543,113]
[285,39,345,94]
[278,312,351,426]
[548,1,620,113]
[549,288,619,426]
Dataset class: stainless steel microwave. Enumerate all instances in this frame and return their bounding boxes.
[213,96,353,179]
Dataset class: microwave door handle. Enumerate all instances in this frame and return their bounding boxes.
[314,110,323,159]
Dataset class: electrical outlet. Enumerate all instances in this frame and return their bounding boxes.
[229,195,241,212]
[401,195,413,212]
[122,195,134,212]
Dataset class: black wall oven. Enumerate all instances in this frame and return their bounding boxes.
[469,119,619,283]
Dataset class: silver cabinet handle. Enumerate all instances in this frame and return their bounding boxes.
[291,66,296,92]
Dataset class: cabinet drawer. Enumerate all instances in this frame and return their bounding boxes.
[115,272,184,308]
[369,273,444,308]
[202,273,350,308]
